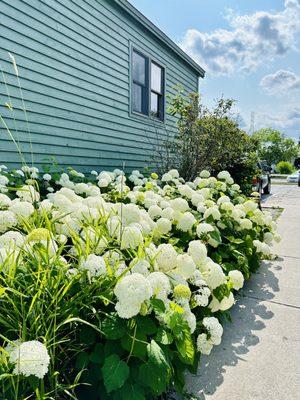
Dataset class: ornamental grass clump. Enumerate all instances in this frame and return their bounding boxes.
[0,165,280,399]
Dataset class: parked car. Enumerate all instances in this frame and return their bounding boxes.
[252,161,272,195]
[287,170,300,184]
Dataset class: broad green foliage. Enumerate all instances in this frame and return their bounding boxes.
[0,164,280,399]
[253,128,299,166]
[276,161,294,174]
[155,90,258,194]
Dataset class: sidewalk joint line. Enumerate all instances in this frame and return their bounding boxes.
[276,254,300,260]
[241,294,300,310]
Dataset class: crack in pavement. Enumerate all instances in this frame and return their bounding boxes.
[242,294,300,310]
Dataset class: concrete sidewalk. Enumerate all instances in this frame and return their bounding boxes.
[186,185,300,400]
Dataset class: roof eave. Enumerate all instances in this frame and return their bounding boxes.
[113,0,205,78]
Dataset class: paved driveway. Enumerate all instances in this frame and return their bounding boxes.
[186,185,300,400]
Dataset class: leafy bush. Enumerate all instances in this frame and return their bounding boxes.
[276,161,294,174]
[253,128,299,166]
[155,91,258,195]
[0,164,280,399]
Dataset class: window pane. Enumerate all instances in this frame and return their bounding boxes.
[151,92,159,116]
[133,51,146,84]
[133,83,142,113]
[151,63,162,93]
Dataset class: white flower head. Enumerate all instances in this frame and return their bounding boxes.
[6,340,50,379]
[229,270,244,290]
[79,254,106,277]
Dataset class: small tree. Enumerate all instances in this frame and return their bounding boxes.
[156,91,258,194]
[276,161,294,174]
[252,128,299,166]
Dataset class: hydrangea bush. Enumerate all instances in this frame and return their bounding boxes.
[0,164,280,399]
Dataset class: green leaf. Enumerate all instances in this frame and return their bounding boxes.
[139,362,168,396]
[150,298,166,314]
[156,328,173,345]
[121,332,147,360]
[175,327,195,365]
[102,315,126,340]
[75,352,89,370]
[209,230,222,243]
[113,384,145,400]
[225,236,244,244]
[89,343,104,364]
[136,316,157,335]
[147,340,171,371]
[102,354,129,393]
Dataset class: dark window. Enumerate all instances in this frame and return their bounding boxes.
[131,48,165,121]
[150,62,164,120]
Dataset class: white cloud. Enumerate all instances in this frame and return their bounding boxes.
[260,70,300,94]
[255,106,300,137]
[181,0,300,75]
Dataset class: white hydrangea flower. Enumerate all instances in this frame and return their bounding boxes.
[217,171,231,180]
[6,340,50,379]
[196,223,214,237]
[174,253,196,279]
[161,207,175,221]
[183,308,196,333]
[16,185,40,203]
[178,185,194,199]
[156,218,172,235]
[177,212,196,232]
[147,272,171,300]
[229,270,244,290]
[263,232,273,245]
[0,210,18,233]
[161,173,172,182]
[0,175,9,186]
[197,333,213,354]
[202,260,226,289]
[0,231,25,249]
[155,243,177,272]
[79,254,106,277]
[168,169,179,178]
[9,201,34,219]
[243,200,258,213]
[0,193,11,207]
[121,226,143,249]
[203,316,223,345]
[170,198,189,213]
[217,195,230,205]
[115,273,152,318]
[194,285,211,307]
[119,203,141,225]
[43,174,51,181]
[130,258,150,276]
[204,207,221,221]
[200,170,211,178]
[187,240,207,266]
[240,218,253,230]
[148,205,162,220]
[253,240,271,256]
[198,187,211,199]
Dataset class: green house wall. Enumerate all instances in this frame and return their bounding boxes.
[0,0,200,172]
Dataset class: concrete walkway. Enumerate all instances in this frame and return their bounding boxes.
[186,185,300,400]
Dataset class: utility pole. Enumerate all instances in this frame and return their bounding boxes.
[249,111,255,135]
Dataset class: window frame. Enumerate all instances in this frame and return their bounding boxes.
[130,43,166,124]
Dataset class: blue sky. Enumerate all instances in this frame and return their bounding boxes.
[129,0,300,140]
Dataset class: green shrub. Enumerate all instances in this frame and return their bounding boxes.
[154,90,258,195]
[276,161,294,174]
[0,165,279,399]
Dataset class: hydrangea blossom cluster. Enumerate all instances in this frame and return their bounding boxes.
[6,340,50,379]
[0,164,280,380]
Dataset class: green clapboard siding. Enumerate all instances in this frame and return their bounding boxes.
[0,0,201,172]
